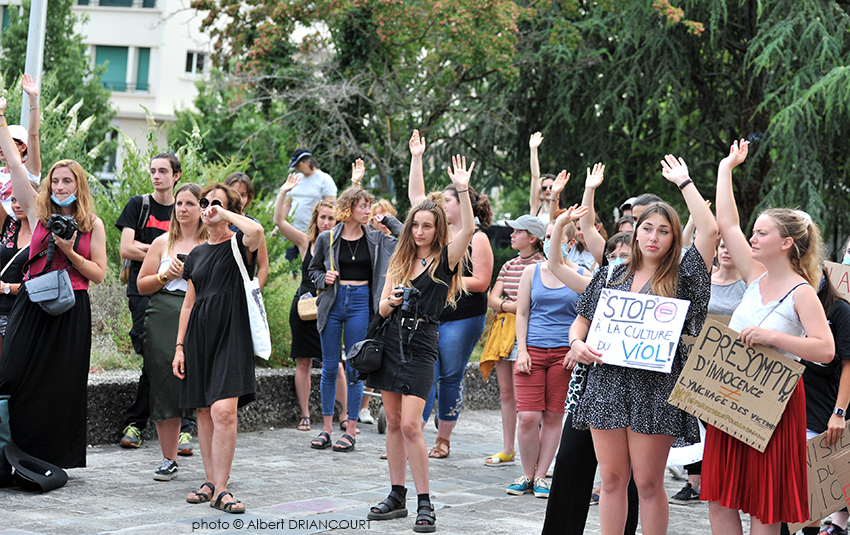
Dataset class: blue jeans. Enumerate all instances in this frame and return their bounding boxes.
[319,285,368,419]
[422,314,486,422]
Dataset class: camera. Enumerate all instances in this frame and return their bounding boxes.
[47,214,79,240]
[396,285,421,314]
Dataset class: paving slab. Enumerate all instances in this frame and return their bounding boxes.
[0,410,759,534]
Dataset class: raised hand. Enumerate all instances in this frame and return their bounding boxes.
[559,204,589,224]
[529,131,543,149]
[351,158,365,186]
[552,170,570,198]
[585,163,605,190]
[22,74,39,99]
[446,154,474,188]
[660,154,690,187]
[409,129,426,158]
[279,173,301,195]
[719,139,750,170]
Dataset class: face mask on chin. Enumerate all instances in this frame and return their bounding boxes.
[51,191,78,207]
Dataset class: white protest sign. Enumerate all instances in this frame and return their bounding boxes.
[585,288,691,373]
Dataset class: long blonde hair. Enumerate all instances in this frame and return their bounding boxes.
[761,208,824,287]
[307,200,336,244]
[165,183,209,255]
[386,193,466,308]
[617,201,683,298]
[37,160,95,233]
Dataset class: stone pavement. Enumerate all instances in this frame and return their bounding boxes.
[2,410,727,534]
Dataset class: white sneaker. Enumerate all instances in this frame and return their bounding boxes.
[667,465,686,481]
[358,408,375,425]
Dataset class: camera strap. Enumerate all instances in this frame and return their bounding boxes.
[23,231,82,279]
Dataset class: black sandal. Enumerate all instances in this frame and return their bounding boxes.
[333,433,355,452]
[210,491,245,514]
[367,487,408,520]
[311,431,332,449]
[186,481,215,504]
[413,497,436,533]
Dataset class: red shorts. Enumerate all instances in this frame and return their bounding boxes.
[515,346,572,413]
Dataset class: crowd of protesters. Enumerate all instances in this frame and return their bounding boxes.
[0,75,849,534]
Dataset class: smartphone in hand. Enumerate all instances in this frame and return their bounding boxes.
[176,253,188,262]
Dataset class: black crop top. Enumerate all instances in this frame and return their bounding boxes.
[337,235,372,281]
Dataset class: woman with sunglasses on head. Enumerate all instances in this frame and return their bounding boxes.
[366,153,476,533]
[0,97,108,469]
[137,183,208,482]
[705,140,834,535]
[308,160,401,453]
[408,130,494,460]
[566,154,718,535]
[172,183,264,513]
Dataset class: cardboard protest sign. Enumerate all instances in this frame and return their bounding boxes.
[668,319,804,453]
[585,288,690,373]
[826,261,850,299]
[788,425,850,533]
[681,314,731,357]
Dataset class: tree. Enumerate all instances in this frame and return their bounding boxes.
[1,0,114,165]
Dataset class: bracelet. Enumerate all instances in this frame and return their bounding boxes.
[0,122,6,129]
[157,272,169,285]
[30,106,39,110]
[388,299,398,309]
[569,338,583,347]
[456,189,469,194]
[499,301,504,313]
[176,343,184,347]
[72,257,85,270]
[678,178,694,190]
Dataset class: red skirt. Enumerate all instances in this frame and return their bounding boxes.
[701,379,808,525]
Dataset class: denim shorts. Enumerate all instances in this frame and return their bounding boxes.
[503,339,518,362]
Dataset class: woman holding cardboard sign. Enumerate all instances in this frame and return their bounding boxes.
[706,139,834,534]
[565,154,717,535]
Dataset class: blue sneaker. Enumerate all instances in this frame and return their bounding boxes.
[533,477,550,499]
[507,476,532,496]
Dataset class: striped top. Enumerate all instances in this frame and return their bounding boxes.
[496,252,546,301]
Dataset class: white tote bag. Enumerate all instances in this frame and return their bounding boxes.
[230,234,272,360]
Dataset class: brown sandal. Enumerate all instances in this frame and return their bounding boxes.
[428,437,450,459]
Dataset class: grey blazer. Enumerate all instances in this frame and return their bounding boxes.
[308,216,402,333]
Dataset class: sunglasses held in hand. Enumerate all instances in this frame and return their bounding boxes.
[199,198,223,209]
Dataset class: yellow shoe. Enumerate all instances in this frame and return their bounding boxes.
[484,450,516,466]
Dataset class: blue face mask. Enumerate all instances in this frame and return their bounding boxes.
[843,253,850,266]
[609,257,625,266]
[544,241,569,259]
[51,192,77,207]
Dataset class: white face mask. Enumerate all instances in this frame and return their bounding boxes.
[843,253,850,266]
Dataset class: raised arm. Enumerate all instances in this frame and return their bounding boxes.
[0,97,37,222]
[21,74,41,176]
[408,130,427,206]
[548,206,593,293]
[548,169,569,222]
[350,158,365,188]
[579,163,607,265]
[207,205,264,252]
[713,140,762,283]
[273,174,309,254]
[529,132,543,215]
[660,154,718,271]
[445,155,475,269]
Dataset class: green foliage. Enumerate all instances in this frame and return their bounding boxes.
[1,0,114,166]
[260,276,301,368]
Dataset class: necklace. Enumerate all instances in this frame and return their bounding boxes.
[346,236,361,261]
[415,254,431,267]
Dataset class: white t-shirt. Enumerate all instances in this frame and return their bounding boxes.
[0,168,41,220]
[567,245,596,271]
[289,169,337,231]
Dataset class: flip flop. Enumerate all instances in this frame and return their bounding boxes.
[484,450,516,466]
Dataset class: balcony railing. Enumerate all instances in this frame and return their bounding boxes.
[101,81,150,93]
[77,0,156,8]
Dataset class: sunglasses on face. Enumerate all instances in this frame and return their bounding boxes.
[541,185,553,191]
[199,198,223,209]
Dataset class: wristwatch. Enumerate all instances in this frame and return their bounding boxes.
[2,283,9,295]
[835,407,846,418]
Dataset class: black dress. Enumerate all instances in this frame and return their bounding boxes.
[181,231,257,409]
[366,249,457,400]
[288,246,322,359]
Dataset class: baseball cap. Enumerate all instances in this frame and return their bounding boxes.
[505,214,546,240]
[620,197,637,211]
[8,125,28,144]
[289,148,312,168]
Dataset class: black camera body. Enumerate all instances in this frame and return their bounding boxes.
[396,285,422,314]
[47,214,79,240]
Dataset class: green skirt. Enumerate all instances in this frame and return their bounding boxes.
[144,289,195,423]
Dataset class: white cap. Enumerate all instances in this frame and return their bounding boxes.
[8,125,28,143]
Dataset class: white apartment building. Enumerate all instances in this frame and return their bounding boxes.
[1,0,212,172]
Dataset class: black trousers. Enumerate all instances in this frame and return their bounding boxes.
[542,413,639,535]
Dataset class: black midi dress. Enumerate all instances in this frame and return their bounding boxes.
[180,231,257,409]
